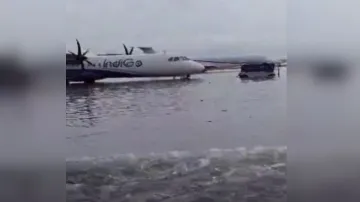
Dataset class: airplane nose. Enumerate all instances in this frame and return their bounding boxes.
[190,61,205,73]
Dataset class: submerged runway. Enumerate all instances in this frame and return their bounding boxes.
[66,69,287,201]
[66,69,286,157]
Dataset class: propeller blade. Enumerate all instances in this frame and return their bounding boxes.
[68,51,77,57]
[76,39,82,57]
[83,49,89,56]
[85,60,95,66]
[68,51,83,66]
[123,44,129,55]
[129,47,134,55]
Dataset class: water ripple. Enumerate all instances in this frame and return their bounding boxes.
[66,146,286,202]
[66,79,203,128]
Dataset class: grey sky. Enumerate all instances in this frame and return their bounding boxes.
[2,0,360,58]
[288,0,360,56]
[66,0,286,57]
[1,0,63,59]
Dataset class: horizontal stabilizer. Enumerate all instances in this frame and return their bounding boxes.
[138,47,157,54]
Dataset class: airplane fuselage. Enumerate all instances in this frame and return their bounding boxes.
[66,54,205,82]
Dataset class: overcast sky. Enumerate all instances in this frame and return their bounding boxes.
[288,0,360,57]
[66,0,286,57]
[2,0,360,58]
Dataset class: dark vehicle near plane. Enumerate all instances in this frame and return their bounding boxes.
[238,62,276,79]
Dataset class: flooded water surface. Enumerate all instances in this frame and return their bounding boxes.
[66,70,286,202]
[66,71,286,157]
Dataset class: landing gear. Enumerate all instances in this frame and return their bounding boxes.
[238,74,249,79]
[180,74,191,80]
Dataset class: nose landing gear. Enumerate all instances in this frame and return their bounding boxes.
[180,74,191,80]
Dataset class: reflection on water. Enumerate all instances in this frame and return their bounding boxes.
[239,76,278,84]
[66,79,203,128]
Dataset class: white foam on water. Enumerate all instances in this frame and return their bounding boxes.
[66,146,286,202]
[66,146,286,164]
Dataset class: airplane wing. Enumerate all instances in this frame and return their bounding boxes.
[193,59,243,64]
[193,60,242,70]
[192,56,267,70]
[192,56,277,70]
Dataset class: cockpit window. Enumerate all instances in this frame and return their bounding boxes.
[168,56,190,62]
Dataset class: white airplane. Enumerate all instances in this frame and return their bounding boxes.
[66,40,205,84]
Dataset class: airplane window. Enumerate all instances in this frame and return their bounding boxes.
[168,57,185,62]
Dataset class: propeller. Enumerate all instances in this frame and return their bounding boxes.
[123,44,134,55]
[68,39,94,70]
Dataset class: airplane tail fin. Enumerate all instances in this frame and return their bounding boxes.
[138,47,157,54]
